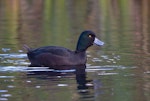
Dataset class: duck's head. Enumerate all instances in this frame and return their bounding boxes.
[76,30,104,52]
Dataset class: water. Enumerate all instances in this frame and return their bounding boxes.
[0,0,150,101]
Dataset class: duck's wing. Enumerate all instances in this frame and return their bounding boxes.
[28,46,73,57]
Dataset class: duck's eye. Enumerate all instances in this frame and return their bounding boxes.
[88,34,92,38]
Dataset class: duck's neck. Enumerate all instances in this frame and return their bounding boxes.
[76,41,88,53]
[75,48,86,53]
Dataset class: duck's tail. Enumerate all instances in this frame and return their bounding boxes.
[23,44,31,52]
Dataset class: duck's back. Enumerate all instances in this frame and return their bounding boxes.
[29,46,72,57]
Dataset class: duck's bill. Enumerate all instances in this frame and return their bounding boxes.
[94,37,104,46]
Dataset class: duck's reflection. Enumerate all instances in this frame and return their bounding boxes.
[75,65,89,90]
[27,65,92,91]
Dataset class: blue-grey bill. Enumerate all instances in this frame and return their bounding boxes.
[94,37,104,46]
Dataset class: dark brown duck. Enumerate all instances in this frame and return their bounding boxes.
[24,30,104,67]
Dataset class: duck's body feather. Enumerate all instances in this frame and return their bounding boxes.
[27,46,86,66]
[30,46,71,57]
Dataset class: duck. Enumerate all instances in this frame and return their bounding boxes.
[24,30,104,67]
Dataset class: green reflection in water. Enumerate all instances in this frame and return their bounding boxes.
[43,0,71,48]
[0,1,19,50]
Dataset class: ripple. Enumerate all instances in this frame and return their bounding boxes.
[0,66,28,72]
[144,71,150,74]
[86,65,137,73]
[1,48,11,52]
[13,60,30,65]
[1,94,11,97]
[7,85,15,88]
[101,55,109,59]
[92,58,102,62]
[26,67,53,72]
[98,72,118,76]
[86,66,113,72]
[54,69,76,73]
[0,97,8,101]
[0,90,8,93]
[57,84,68,87]
[0,53,27,58]
[100,54,121,64]
[35,86,41,88]
[0,76,14,79]
[0,66,76,73]
[0,53,28,66]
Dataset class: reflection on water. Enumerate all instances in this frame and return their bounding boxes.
[0,0,150,101]
[0,65,94,101]
[27,65,90,92]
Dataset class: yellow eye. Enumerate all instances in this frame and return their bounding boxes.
[88,34,92,38]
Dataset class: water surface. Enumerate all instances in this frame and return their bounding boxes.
[0,0,150,101]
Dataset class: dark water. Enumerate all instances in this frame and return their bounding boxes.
[0,0,150,101]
